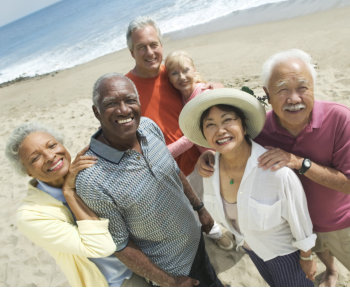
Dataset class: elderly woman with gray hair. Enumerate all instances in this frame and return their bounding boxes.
[5,122,134,287]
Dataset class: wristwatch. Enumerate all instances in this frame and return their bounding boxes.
[298,158,311,175]
[193,202,204,211]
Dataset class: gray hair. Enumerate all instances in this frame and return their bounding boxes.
[126,16,162,51]
[5,122,63,176]
[92,73,140,111]
[261,49,317,88]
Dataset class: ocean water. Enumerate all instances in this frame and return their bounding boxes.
[0,0,349,85]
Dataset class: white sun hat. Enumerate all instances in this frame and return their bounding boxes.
[179,88,266,148]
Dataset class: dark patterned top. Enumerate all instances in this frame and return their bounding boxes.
[76,117,201,276]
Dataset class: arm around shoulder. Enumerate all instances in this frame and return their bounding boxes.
[16,204,116,258]
[167,136,194,158]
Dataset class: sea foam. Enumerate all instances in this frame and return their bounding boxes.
[0,0,349,85]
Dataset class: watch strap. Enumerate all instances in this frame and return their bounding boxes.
[298,158,311,175]
[193,202,204,211]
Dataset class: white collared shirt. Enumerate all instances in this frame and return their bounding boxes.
[203,141,316,261]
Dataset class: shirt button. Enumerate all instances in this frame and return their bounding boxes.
[136,156,141,160]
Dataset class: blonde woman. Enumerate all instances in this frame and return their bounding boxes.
[165,50,224,156]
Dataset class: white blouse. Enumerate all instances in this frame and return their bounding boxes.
[203,141,316,261]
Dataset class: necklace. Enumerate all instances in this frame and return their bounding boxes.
[221,161,235,185]
[221,147,250,186]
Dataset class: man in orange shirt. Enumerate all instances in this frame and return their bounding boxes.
[125,17,234,251]
[125,16,199,177]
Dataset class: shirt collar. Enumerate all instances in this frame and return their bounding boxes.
[245,140,264,170]
[309,100,323,128]
[90,126,146,164]
[36,180,66,203]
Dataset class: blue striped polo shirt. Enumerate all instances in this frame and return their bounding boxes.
[76,117,201,276]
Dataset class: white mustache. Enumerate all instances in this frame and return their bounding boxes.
[283,103,306,111]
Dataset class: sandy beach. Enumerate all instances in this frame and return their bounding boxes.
[0,6,350,287]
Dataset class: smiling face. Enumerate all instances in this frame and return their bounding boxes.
[130,25,163,78]
[167,58,196,99]
[264,58,314,136]
[93,77,141,150]
[202,106,247,155]
[19,132,71,187]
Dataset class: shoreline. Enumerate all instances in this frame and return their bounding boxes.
[2,0,350,90]
[167,0,350,40]
[0,71,60,89]
[1,5,350,111]
[0,5,349,287]
[2,0,350,87]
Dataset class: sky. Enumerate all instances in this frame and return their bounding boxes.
[0,0,61,27]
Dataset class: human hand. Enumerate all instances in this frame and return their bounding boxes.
[198,207,214,234]
[172,276,200,287]
[258,146,302,171]
[300,258,317,281]
[63,146,97,191]
[196,150,215,177]
[203,82,225,90]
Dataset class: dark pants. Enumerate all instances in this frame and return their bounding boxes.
[244,248,314,287]
[189,234,223,287]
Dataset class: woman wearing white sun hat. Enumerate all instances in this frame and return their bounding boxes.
[179,88,317,287]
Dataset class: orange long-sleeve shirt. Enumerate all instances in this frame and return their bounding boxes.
[126,65,199,176]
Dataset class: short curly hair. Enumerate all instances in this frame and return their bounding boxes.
[92,73,140,111]
[5,122,63,175]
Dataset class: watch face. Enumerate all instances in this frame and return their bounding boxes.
[304,159,311,168]
[299,159,311,174]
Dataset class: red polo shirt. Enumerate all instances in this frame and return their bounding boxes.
[255,100,350,232]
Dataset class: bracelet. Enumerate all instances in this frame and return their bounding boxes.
[300,254,314,261]
[193,202,204,211]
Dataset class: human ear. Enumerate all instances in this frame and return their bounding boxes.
[263,87,270,103]
[92,105,101,121]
